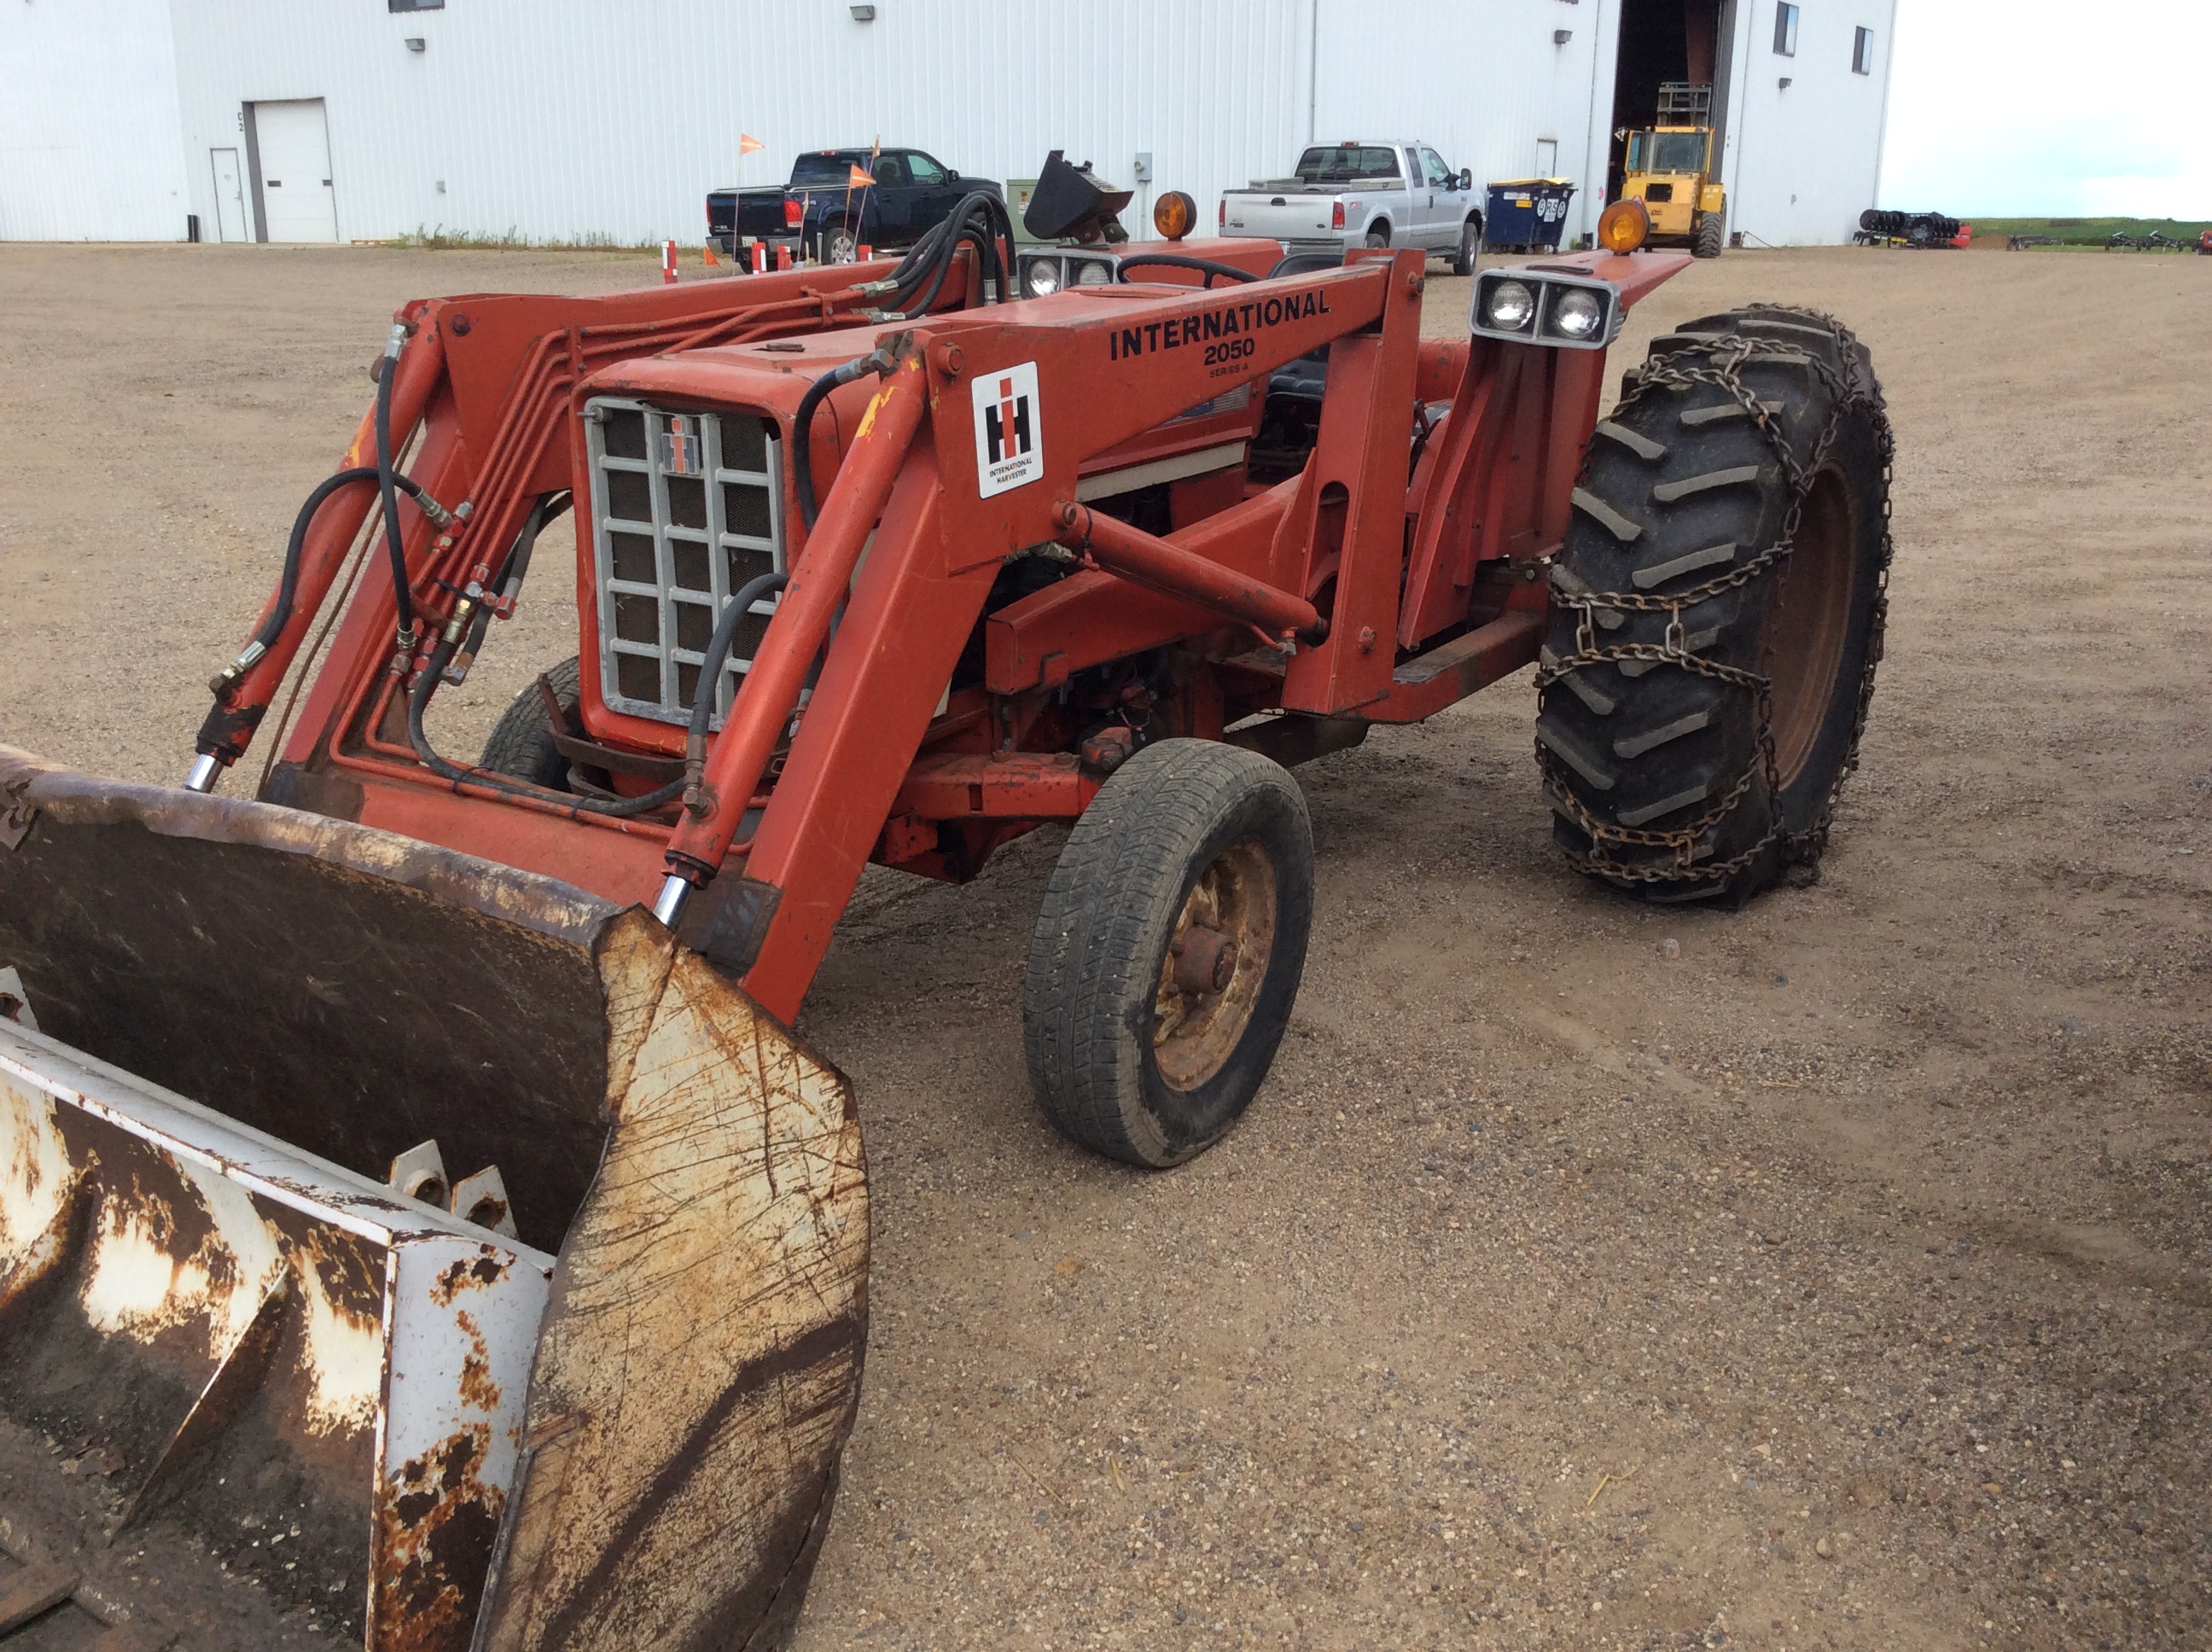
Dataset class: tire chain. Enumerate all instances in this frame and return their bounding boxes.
[1535,306,1895,890]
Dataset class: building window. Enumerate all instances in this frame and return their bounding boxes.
[1853,26,1875,73]
[1773,3,1799,55]
[389,0,444,12]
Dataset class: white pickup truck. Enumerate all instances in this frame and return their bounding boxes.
[1219,141,1483,273]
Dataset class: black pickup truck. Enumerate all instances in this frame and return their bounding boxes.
[707,148,998,264]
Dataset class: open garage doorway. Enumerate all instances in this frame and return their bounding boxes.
[1609,0,1727,205]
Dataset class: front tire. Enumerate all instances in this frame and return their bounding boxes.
[480,656,579,788]
[1536,307,1893,902]
[1023,741,1314,1168]
[1695,214,1726,258]
[1452,216,1482,276]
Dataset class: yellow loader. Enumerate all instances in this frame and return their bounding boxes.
[1618,82,1727,259]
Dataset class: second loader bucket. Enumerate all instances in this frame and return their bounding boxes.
[0,746,867,1650]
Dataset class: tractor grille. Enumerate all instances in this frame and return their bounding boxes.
[585,397,784,727]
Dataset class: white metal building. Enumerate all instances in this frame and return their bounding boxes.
[0,0,1895,251]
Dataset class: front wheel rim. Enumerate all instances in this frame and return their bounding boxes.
[1152,839,1278,1091]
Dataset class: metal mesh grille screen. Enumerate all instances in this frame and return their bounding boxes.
[585,396,783,728]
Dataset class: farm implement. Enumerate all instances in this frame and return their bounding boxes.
[0,175,1892,1647]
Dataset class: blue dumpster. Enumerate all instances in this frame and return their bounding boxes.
[1483,178,1577,253]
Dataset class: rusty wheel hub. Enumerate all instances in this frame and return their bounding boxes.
[1153,838,1276,1091]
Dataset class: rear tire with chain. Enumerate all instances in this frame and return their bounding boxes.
[480,655,579,788]
[1695,213,1726,258]
[1536,306,1891,902]
[1023,740,1314,1168]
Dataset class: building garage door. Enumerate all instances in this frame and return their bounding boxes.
[252,98,337,241]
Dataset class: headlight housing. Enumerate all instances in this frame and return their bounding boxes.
[1017,249,1123,297]
[1470,267,1621,351]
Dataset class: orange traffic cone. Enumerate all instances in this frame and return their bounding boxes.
[703,242,720,266]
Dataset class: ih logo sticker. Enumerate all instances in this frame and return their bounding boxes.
[660,413,701,476]
[971,361,1043,498]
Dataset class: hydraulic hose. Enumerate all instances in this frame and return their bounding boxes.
[1115,253,1260,287]
[887,190,1015,314]
[376,325,419,644]
[683,570,790,814]
[405,549,777,823]
[449,492,568,682]
[405,631,687,817]
[204,463,445,703]
[795,195,1010,532]
[791,346,897,531]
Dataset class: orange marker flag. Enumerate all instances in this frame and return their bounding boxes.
[738,133,765,156]
[847,164,874,189]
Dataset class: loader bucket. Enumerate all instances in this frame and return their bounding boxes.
[0,746,867,1651]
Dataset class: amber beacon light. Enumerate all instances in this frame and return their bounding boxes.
[1598,198,1651,254]
[1152,189,1196,241]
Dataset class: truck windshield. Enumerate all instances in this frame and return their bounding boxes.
[1295,145,1403,183]
[1645,132,1708,173]
[792,153,864,186]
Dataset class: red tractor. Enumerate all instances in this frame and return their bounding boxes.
[0,178,1892,1647]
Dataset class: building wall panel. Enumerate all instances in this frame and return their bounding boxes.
[0,0,189,241]
[1720,0,1898,245]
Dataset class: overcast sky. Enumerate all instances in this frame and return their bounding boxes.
[1878,2,2212,218]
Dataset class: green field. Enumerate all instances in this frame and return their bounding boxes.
[1965,215,2210,247]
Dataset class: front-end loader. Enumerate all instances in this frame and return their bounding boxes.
[0,168,1892,1647]
[1619,81,1729,258]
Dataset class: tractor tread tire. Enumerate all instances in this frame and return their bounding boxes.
[1023,740,1313,1169]
[480,655,579,789]
[1537,306,1891,902]
[1695,214,1726,258]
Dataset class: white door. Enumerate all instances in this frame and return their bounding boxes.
[254,99,338,242]
[1534,138,1560,178]
[209,148,248,242]
[1418,147,1458,250]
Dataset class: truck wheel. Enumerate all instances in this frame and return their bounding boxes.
[1365,224,1391,249]
[1022,740,1314,1168]
[1695,214,1726,259]
[1536,307,1893,903]
[818,222,857,265]
[1452,216,1481,276]
[480,656,579,788]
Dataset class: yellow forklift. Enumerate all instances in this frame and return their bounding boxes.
[1619,82,1726,258]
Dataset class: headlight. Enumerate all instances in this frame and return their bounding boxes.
[1470,269,1619,351]
[1022,258,1062,297]
[1072,258,1115,286]
[1482,279,1535,331]
[1550,288,1604,340]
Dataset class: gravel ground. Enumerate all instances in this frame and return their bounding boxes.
[1,241,2208,1649]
